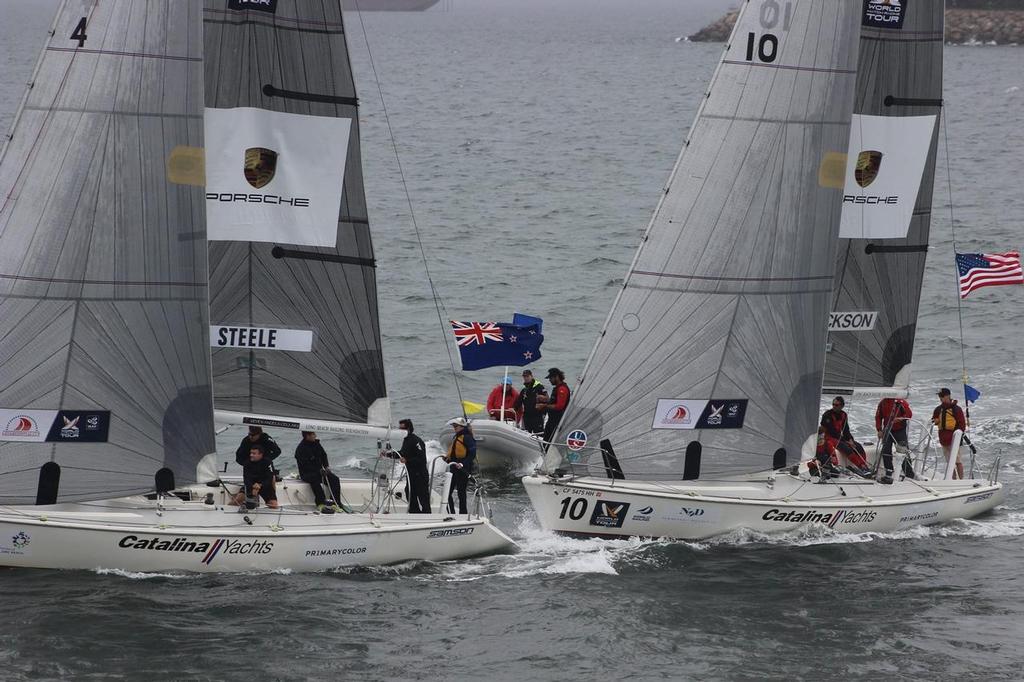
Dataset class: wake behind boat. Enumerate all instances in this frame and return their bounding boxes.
[524,1,1005,540]
[0,0,514,572]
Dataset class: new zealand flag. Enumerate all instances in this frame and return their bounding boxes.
[451,320,544,371]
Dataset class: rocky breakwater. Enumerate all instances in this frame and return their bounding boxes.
[687,7,1024,45]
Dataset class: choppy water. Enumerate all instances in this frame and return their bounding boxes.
[2,1,1024,680]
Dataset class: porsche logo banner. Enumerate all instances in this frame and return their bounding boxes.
[204,107,352,247]
[839,114,936,239]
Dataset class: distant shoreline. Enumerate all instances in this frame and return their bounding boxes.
[689,8,1024,45]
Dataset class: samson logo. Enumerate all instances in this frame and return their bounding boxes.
[228,0,278,13]
[828,311,878,332]
[762,508,878,527]
[428,527,475,538]
[863,0,906,29]
[117,535,273,565]
[854,150,883,187]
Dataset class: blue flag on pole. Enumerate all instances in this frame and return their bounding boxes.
[513,312,544,334]
[964,384,981,404]
[451,320,544,371]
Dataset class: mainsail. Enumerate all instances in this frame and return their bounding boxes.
[0,1,214,503]
[203,0,389,430]
[824,0,943,395]
[544,1,861,478]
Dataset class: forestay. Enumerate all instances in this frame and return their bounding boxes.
[204,0,388,425]
[544,1,861,478]
[824,0,943,394]
[0,1,214,503]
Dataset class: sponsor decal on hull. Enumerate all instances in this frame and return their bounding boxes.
[117,535,274,565]
[762,509,877,528]
[660,505,720,525]
[965,491,995,504]
[428,527,475,538]
[305,547,368,557]
[0,531,31,557]
[590,501,630,528]
[631,506,654,522]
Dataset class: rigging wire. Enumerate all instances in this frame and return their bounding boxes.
[939,111,970,396]
[348,2,467,416]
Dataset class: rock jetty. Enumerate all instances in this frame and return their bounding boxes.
[688,6,1024,45]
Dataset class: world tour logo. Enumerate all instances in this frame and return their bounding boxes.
[118,535,273,565]
[762,508,877,528]
[863,0,906,30]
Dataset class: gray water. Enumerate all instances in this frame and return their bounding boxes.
[2,2,1024,680]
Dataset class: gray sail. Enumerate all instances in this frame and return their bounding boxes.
[204,0,387,425]
[545,1,861,478]
[824,1,943,393]
[0,1,213,503]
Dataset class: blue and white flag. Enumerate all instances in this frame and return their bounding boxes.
[451,321,544,371]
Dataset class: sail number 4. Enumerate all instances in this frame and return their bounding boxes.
[71,18,87,47]
[744,1,792,64]
[558,497,589,521]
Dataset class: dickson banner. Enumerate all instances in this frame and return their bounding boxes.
[205,107,351,247]
[839,114,936,239]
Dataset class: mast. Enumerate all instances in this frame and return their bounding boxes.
[0,1,213,503]
[543,0,862,478]
[203,0,390,432]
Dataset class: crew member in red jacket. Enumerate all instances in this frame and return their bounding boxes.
[819,396,870,474]
[538,367,571,451]
[932,388,967,479]
[486,377,520,421]
[875,397,915,483]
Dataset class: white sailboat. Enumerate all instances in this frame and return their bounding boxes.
[0,0,514,571]
[523,0,1004,540]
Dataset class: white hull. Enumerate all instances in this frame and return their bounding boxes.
[439,419,544,474]
[0,480,515,572]
[522,472,1004,540]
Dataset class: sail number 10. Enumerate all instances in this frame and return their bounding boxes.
[558,497,588,520]
[743,0,793,64]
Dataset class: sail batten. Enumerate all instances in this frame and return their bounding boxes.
[544,1,862,478]
[204,0,387,426]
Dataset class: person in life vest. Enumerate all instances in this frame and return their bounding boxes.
[932,387,967,479]
[514,369,548,435]
[875,397,916,484]
[538,367,571,451]
[486,376,520,421]
[818,396,871,475]
[445,417,477,514]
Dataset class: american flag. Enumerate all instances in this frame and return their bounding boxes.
[451,321,503,347]
[955,251,1023,298]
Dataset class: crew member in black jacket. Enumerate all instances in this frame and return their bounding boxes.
[295,431,342,513]
[236,444,279,509]
[394,419,430,513]
[236,426,282,469]
[514,369,548,435]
